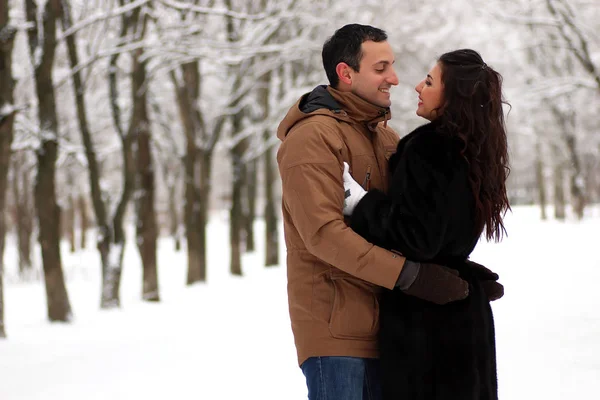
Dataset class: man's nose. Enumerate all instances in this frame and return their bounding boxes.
[387,69,399,86]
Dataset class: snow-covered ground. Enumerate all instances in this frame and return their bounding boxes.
[1,206,599,399]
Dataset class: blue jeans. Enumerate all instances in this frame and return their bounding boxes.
[300,356,382,400]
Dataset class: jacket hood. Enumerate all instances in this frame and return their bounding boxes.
[277,85,392,141]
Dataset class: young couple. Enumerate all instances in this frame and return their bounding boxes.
[277,23,509,400]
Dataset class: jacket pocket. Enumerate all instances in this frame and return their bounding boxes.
[328,274,379,340]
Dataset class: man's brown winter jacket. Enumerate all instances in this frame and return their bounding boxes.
[277,85,407,366]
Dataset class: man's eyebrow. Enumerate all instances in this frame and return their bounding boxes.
[373,60,395,66]
[427,74,433,80]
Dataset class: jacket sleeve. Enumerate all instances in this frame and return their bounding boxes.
[277,121,405,289]
[350,135,459,262]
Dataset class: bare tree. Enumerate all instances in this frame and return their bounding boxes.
[148,97,183,252]
[165,163,182,252]
[506,3,594,218]
[130,6,159,302]
[229,114,246,276]
[170,61,208,282]
[263,141,279,266]
[155,0,318,275]
[11,153,34,277]
[60,0,137,308]
[544,0,600,93]
[551,144,567,220]
[0,0,17,337]
[25,0,72,322]
[77,193,88,249]
[244,157,257,253]
[63,168,77,252]
[535,142,548,220]
[171,60,213,283]
[551,104,585,219]
[224,0,247,276]
[163,1,221,284]
[582,148,600,205]
[256,68,278,266]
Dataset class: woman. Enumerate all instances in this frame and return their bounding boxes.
[342,49,510,400]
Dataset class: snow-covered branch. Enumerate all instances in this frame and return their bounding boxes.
[57,0,151,42]
[54,40,146,88]
[156,0,272,21]
[482,8,560,27]
[545,0,599,89]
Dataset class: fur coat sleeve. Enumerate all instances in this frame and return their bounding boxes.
[350,122,475,263]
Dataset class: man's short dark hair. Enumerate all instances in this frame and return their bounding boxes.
[322,24,388,88]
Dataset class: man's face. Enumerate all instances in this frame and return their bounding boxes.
[349,40,399,108]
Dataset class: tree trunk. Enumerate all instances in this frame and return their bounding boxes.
[225,0,244,276]
[597,144,600,203]
[172,56,218,284]
[136,127,159,301]
[78,194,88,249]
[0,0,16,337]
[99,126,134,309]
[257,69,279,267]
[565,134,585,219]
[0,191,5,338]
[165,166,181,252]
[134,73,159,301]
[26,0,71,322]
[0,214,5,338]
[172,62,205,284]
[100,1,138,309]
[98,123,135,309]
[593,146,600,204]
[535,141,547,220]
[581,153,598,205]
[127,12,158,302]
[197,153,211,281]
[552,144,566,220]
[12,154,33,276]
[230,116,246,276]
[244,159,256,252]
[264,138,279,266]
[64,172,76,253]
[552,105,586,219]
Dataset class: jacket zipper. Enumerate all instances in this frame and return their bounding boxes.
[362,165,372,190]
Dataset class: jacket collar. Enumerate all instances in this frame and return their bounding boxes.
[327,86,392,128]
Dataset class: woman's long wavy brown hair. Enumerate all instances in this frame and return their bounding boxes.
[437,49,511,242]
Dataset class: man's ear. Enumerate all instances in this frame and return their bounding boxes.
[336,62,353,85]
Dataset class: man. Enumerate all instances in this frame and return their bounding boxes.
[276,24,472,399]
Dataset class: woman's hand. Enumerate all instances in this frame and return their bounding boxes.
[342,162,367,216]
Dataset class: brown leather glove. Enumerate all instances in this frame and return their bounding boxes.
[403,263,469,305]
[465,260,498,281]
[465,260,504,302]
[482,281,504,301]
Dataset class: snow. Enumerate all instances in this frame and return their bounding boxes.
[1,206,599,399]
[0,103,16,118]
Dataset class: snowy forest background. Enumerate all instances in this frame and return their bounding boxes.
[0,0,599,361]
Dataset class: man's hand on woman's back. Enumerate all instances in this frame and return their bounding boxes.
[401,262,470,305]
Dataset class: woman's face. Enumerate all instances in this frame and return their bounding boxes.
[415,62,444,120]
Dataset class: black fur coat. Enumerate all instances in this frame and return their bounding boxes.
[350,121,498,400]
